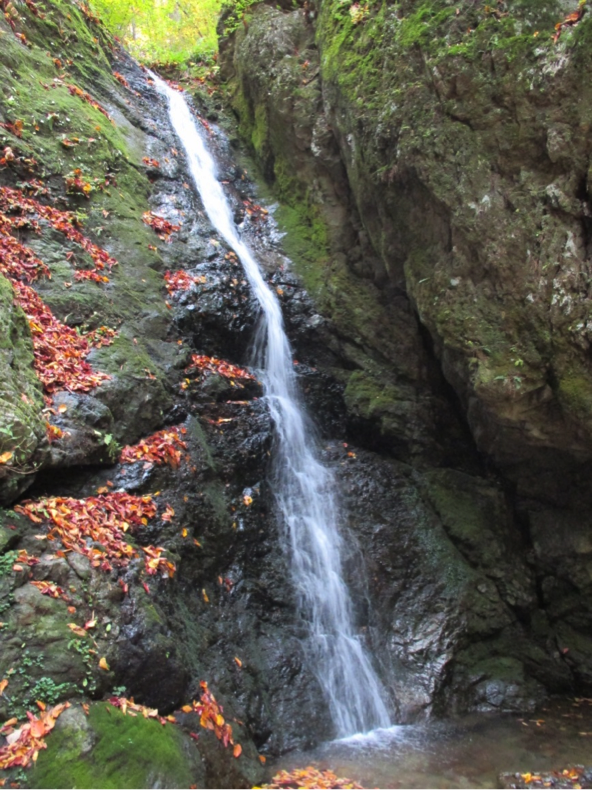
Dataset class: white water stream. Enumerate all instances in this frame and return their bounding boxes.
[155,77,391,736]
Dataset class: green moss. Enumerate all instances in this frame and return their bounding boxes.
[92,334,164,381]
[556,371,592,425]
[344,370,405,418]
[251,103,268,155]
[31,704,199,789]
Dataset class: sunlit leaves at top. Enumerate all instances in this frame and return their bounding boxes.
[88,0,221,63]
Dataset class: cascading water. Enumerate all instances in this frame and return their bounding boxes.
[155,76,391,737]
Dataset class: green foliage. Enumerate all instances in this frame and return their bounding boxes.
[9,672,74,720]
[221,0,264,35]
[89,0,222,63]
[0,551,18,578]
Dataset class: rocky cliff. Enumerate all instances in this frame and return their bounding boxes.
[219,0,591,715]
[0,0,590,785]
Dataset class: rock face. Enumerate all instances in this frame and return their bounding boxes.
[219,0,591,719]
[0,0,590,785]
[0,277,48,503]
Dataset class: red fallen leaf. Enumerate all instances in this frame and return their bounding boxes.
[113,71,130,89]
[31,580,65,599]
[186,355,256,383]
[12,281,111,394]
[142,157,160,168]
[161,504,175,522]
[552,1,586,42]
[46,423,65,443]
[16,493,171,580]
[263,767,364,789]
[189,732,200,741]
[119,579,129,594]
[15,550,39,567]
[0,702,69,770]
[0,120,24,139]
[142,211,181,242]
[164,269,206,295]
[66,83,113,123]
[68,623,88,638]
[120,427,187,469]
[142,582,151,595]
[233,743,242,758]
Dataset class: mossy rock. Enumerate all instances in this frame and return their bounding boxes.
[0,276,48,504]
[30,704,205,789]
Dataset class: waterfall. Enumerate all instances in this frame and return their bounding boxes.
[154,76,391,737]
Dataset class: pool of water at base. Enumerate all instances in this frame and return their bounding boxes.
[273,699,591,788]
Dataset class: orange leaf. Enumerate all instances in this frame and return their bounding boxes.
[0,679,8,695]
[234,657,242,668]
[233,743,242,758]
[68,623,87,638]
[258,755,266,764]
[99,657,110,671]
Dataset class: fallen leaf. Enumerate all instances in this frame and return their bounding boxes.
[99,657,109,671]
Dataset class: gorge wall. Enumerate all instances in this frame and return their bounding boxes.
[218,0,592,718]
[0,0,590,786]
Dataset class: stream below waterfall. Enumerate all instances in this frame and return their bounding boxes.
[274,699,591,789]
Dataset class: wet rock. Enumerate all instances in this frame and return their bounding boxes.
[500,765,592,789]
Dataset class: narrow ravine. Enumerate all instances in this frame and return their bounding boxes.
[154,75,391,737]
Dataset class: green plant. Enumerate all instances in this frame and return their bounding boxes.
[0,551,18,577]
[221,0,263,35]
